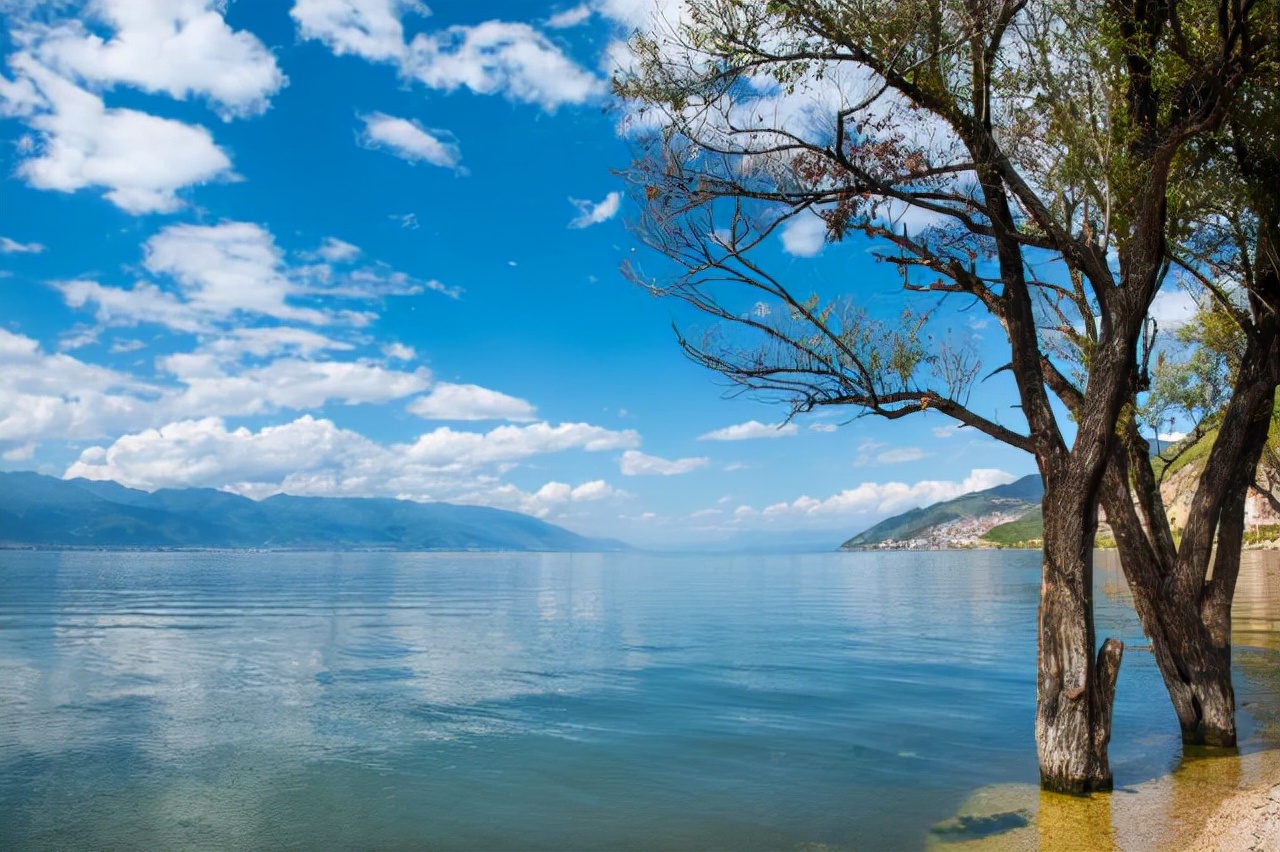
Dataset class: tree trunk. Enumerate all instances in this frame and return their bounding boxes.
[1037,483,1123,793]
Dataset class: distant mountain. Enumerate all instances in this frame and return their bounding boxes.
[840,474,1043,550]
[0,472,628,552]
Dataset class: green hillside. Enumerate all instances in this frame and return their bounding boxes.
[840,474,1043,549]
[981,506,1044,547]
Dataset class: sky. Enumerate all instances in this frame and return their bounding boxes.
[0,0,1066,549]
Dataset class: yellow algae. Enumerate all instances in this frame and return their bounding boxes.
[929,748,1280,851]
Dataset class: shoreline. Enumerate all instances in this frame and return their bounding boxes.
[931,747,1280,850]
[1192,777,1280,850]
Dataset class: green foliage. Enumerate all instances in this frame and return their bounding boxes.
[981,507,1045,547]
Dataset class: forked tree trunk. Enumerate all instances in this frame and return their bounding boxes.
[1104,347,1277,748]
[1037,483,1124,793]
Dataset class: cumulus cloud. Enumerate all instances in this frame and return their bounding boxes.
[1149,287,1198,329]
[407,383,537,421]
[698,420,798,441]
[143,222,327,324]
[383,342,416,361]
[292,2,602,111]
[29,0,287,119]
[400,421,639,470]
[780,213,827,257]
[158,353,431,416]
[64,415,639,511]
[291,0,426,63]
[568,191,621,228]
[0,327,158,444]
[738,468,1018,522]
[475,478,618,518]
[56,278,209,333]
[9,56,233,213]
[619,449,708,476]
[404,21,605,110]
[0,236,44,253]
[60,221,450,334]
[360,112,461,168]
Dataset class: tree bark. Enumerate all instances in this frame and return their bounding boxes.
[1037,478,1124,793]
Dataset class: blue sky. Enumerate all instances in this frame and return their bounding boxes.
[0,0,1050,548]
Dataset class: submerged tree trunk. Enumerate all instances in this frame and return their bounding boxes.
[1103,296,1279,747]
[1037,476,1124,792]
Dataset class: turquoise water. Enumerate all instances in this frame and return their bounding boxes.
[0,550,1275,850]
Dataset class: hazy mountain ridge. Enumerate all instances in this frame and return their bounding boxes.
[0,472,627,552]
[840,474,1044,550]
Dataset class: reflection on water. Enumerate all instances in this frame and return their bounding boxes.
[0,549,1277,850]
[934,550,1280,850]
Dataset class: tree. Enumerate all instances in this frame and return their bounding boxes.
[614,0,1269,791]
[1099,62,1280,748]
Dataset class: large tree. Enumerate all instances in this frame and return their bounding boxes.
[614,0,1269,791]
[1099,62,1280,749]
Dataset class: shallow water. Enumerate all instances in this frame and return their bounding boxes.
[1,549,1276,850]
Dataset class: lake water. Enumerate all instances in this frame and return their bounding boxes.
[1,549,1278,850]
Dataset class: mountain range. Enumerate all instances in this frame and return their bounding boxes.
[0,472,626,552]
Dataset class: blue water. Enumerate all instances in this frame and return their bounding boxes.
[0,549,1275,849]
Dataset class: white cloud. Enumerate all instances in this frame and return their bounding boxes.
[1158,431,1187,443]
[619,449,708,476]
[30,0,287,119]
[64,415,639,510]
[405,21,605,110]
[383,342,416,361]
[780,213,827,257]
[360,112,461,168]
[1149,287,1197,329]
[547,5,593,28]
[159,354,431,416]
[292,3,602,112]
[808,422,837,433]
[477,478,618,518]
[876,447,925,464]
[143,222,328,324]
[568,191,621,228]
[698,420,798,441]
[401,421,639,469]
[60,220,457,334]
[0,327,157,443]
[316,237,361,262]
[10,56,234,213]
[291,0,426,63]
[200,328,355,360]
[737,468,1018,522]
[0,236,44,253]
[56,278,209,333]
[932,424,962,439]
[2,442,36,461]
[407,383,537,422]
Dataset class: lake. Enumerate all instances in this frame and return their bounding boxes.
[1,549,1278,850]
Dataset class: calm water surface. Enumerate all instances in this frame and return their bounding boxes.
[1,550,1277,850]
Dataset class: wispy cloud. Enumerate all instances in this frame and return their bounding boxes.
[0,236,44,253]
[568,191,621,228]
[407,383,537,422]
[698,420,798,441]
[547,4,592,28]
[619,450,707,476]
[360,112,462,169]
